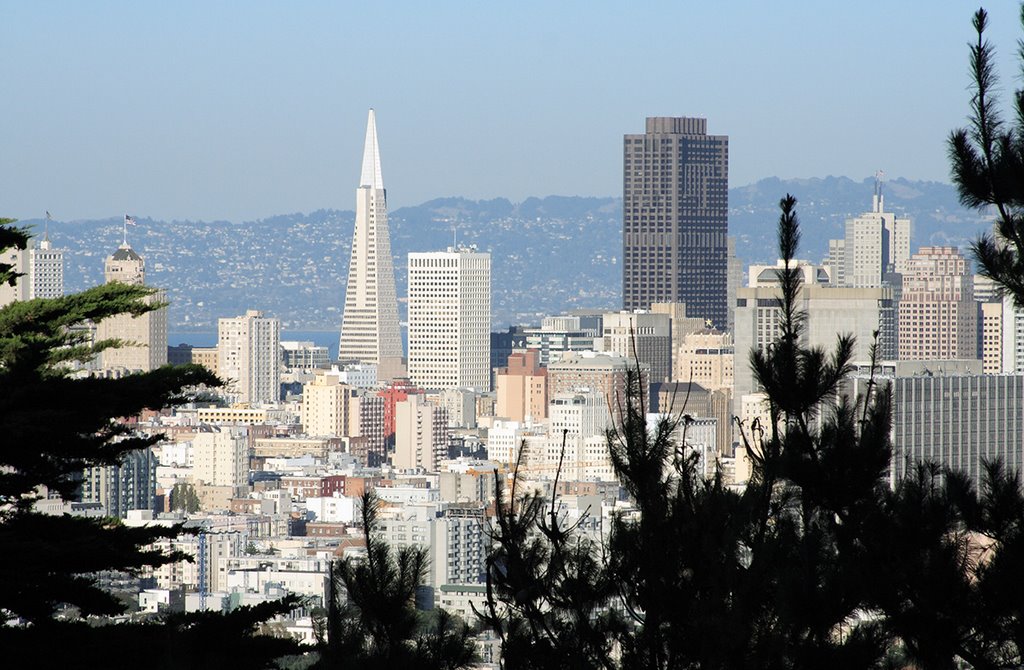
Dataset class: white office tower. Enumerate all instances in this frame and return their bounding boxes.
[338,109,405,382]
[97,240,168,373]
[0,234,64,307]
[218,310,281,404]
[840,181,911,287]
[28,234,64,298]
[407,247,491,391]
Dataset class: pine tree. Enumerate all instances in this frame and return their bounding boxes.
[314,490,479,669]
[0,218,301,668]
[479,196,895,669]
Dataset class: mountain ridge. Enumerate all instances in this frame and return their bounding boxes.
[20,177,992,331]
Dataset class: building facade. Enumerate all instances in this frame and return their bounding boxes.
[218,310,281,404]
[338,109,405,382]
[597,311,673,384]
[96,241,168,373]
[897,247,976,361]
[623,116,729,328]
[495,349,548,422]
[407,247,491,391]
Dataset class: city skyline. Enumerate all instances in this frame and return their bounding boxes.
[3,2,1021,222]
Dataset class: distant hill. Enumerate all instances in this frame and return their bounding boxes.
[23,178,992,331]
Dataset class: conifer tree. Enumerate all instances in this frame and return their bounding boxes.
[314,490,479,670]
[480,196,895,669]
[0,218,300,668]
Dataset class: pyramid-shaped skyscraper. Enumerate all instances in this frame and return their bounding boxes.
[338,109,405,381]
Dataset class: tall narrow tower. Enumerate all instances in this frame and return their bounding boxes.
[339,109,405,382]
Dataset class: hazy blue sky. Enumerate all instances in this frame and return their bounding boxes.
[2,2,1020,221]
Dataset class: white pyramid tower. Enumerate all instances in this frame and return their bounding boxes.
[338,109,405,381]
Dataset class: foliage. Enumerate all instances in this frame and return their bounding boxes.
[949,7,1024,307]
[0,217,301,666]
[314,490,479,670]
[478,191,1024,669]
[171,482,201,514]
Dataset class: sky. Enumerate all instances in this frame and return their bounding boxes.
[2,1,1021,222]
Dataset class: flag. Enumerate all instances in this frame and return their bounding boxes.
[45,211,52,221]
[124,214,137,226]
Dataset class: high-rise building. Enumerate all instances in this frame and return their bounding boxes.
[96,239,168,373]
[192,427,248,490]
[80,448,156,518]
[495,349,548,422]
[393,393,449,471]
[523,316,597,366]
[0,234,64,306]
[407,247,491,391]
[218,310,281,404]
[840,185,911,288]
[28,235,64,299]
[734,284,897,416]
[547,351,649,426]
[596,311,673,383]
[338,109,405,382]
[850,361,1020,492]
[301,370,357,437]
[623,117,729,328]
[979,301,1003,374]
[897,247,976,361]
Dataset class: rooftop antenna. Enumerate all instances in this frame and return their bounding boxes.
[873,170,885,213]
[452,223,458,249]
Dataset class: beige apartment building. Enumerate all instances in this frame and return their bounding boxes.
[897,247,976,361]
[97,242,167,373]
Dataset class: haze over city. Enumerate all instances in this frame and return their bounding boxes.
[3,1,1020,221]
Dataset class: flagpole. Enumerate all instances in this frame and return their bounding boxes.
[123,214,128,246]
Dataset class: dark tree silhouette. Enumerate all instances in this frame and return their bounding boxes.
[479,196,895,669]
[0,218,300,668]
[314,490,479,670]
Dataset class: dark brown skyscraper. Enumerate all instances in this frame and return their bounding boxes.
[623,117,728,328]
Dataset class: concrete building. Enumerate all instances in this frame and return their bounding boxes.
[898,247,976,361]
[407,247,491,391]
[378,502,487,591]
[547,351,649,426]
[839,185,911,288]
[350,393,386,466]
[301,370,356,438]
[192,427,248,490]
[979,301,1003,374]
[338,109,405,382]
[674,329,734,392]
[734,284,897,415]
[96,239,168,373]
[495,349,548,422]
[280,341,329,371]
[218,310,281,404]
[596,311,673,383]
[0,234,64,306]
[522,316,597,366]
[27,234,64,299]
[623,117,729,329]
[748,259,831,288]
[544,391,616,482]
[80,448,157,518]
[487,419,546,468]
[393,393,450,471]
[850,361,1023,492]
